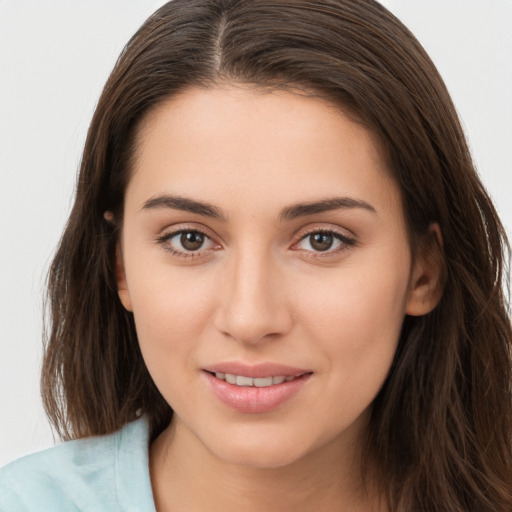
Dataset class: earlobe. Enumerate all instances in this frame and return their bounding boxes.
[405,223,445,317]
[115,243,133,312]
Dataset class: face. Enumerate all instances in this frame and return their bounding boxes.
[117,85,436,469]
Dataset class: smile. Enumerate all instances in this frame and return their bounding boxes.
[211,372,298,387]
[203,367,313,414]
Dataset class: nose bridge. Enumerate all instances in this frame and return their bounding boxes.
[215,243,291,344]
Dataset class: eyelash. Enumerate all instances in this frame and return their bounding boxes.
[156,227,356,260]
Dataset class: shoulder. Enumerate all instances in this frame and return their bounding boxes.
[0,416,155,512]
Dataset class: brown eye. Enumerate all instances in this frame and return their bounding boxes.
[295,229,355,255]
[180,231,205,251]
[160,229,216,256]
[309,232,334,251]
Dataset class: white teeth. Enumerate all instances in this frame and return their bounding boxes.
[236,375,253,386]
[254,377,273,387]
[215,372,297,387]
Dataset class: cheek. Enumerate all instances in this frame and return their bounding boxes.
[302,261,408,333]
[125,264,218,374]
[297,254,410,387]
[296,274,407,435]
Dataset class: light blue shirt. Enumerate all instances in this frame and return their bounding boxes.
[0,417,156,511]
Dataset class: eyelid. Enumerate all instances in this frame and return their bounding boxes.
[157,222,221,241]
[293,223,356,241]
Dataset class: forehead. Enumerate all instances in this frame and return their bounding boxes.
[136,84,372,153]
[126,85,401,220]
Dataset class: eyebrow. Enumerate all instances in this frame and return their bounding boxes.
[279,197,377,221]
[142,195,227,221]
[142,194,376,222]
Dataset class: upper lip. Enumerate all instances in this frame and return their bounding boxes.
[203,362,311,379]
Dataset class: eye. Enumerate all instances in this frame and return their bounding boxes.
[158,229,218,257]
[174,231,208,251]
[294,229,355,255]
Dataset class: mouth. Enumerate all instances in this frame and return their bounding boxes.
[202,364,313,413]
[205,371,307,387]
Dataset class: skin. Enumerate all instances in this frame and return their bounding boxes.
[116,84,442,511]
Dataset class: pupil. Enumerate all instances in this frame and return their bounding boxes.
[181,231,204,251]
[311,233,333,251]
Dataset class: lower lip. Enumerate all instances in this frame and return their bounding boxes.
[203,371,311,413]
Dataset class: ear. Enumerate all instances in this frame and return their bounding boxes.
[405,223,445,316]
[115,243,133,312]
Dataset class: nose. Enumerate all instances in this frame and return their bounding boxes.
[213,248,293,345]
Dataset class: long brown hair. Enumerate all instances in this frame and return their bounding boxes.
[42,1,512,509]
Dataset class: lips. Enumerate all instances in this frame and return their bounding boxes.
[202,362,312,413]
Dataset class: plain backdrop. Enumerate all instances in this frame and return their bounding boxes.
[1,0,511,467]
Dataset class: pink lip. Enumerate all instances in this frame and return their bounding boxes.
[203,362,310,379]
[202,362,312,414]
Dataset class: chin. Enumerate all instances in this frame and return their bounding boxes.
[205,428,312,469]
[218,445,304,469]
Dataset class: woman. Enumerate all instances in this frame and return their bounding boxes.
[1,0,511,510]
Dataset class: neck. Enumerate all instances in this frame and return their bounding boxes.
[150,416,387,512]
